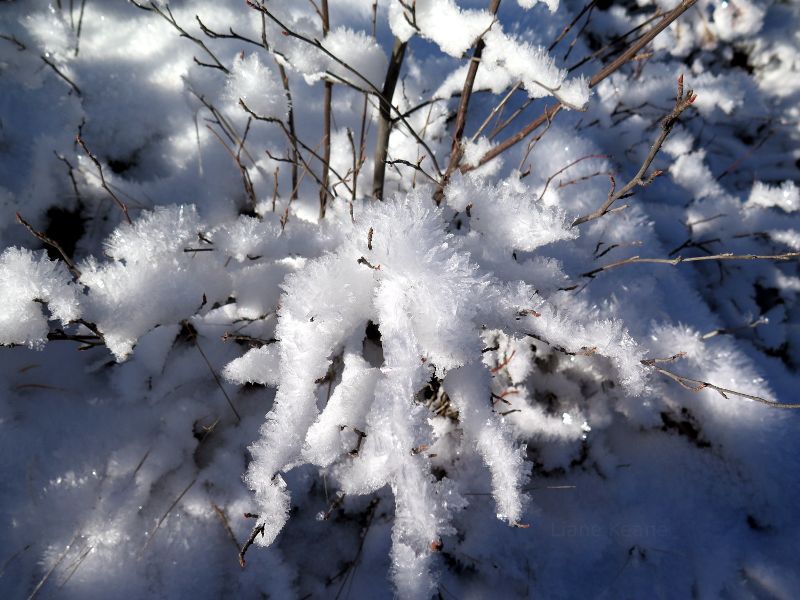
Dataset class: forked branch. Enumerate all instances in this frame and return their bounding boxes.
[571,74,695,227]
[464,0,698,172]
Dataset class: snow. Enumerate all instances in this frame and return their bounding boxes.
[0,247,81,348]
[389,0,494,57]
[223,53,287,120]
[2,0,800,599]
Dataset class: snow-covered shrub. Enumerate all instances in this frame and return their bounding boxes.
[1,1,799,599]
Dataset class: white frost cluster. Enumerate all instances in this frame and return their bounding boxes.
[79,205,230,360]
[279,23,387,88]
[417,2,589,108]
[518,0,558,11]
[0,247,81,348]
[244,194,534,597]
[712,0,765,41]
[747,180,800,213]
[446,173,577,252]
[389,0,494,56]
[482,28,589,108]
[239,188,648,597]
[223,53,287,120]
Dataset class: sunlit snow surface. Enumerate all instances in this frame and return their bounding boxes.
[1,0,800,598]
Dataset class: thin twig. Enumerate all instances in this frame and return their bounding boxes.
[239,519,265,568]
[372,37,408,200]
[319,0,333,218]
[75,136,133,224]
[581,251,799,279]
[642,360,800,409]
[16,213,82,278]
[548,0,595,52]
[1,33,26,51]
[537,154,608,201]
[466,0,698,171]
[73,0,87,57]
[130,1,229,73]
[140,476,198,554]
[212,503,241,555]
[195,339,241,423]
[434,0,502,204]
[571,74,695,227]
[470,82,521,144]
[239,99,353,198]
[246,1,442,180]
[27,534,79,600]
[40,55,82,96]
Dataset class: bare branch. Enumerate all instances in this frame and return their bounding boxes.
[319,0,333,219]
[465,0,698,172]
[373,37,408,200]
[642,360,800,409]
[0,33,26,51]
[239,99,354,198]
[258,12,299,200]
[76,135,133,224]
[246,1,442,182]
[41,54,82,96]
[537,154,608,201]
[131,1,229,73]
[434,0,502,204]
[581,251,799,279]
[16,213,82,278]
[571,74,695,227]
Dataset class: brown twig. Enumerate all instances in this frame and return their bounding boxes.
[465,0,698,172]
[1,33,26,51]
[581,251,799,279]
[470,82,521,144]
[27,533,79,600]
[642,360,800,409]
[246,1,441,184]
[571,74,695,227]
[548,0,595,52]
[372,37,408,200]
[140,476,198,555]
[239,519,265,568]
[73,0,87,57]
[40,55,82,96]
[434,0,502,204]
[319,0,333,218]
[130,1,229,73]
[537,154,608,201]
[75,135,133,224]
[566,9,663,73]
[212,503,241,555]
[182,321,241,423]
[240,99,353,198]
[196,15,261,48]
[15,213,83,278]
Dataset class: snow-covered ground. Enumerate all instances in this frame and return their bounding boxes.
[1,1,799,598]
